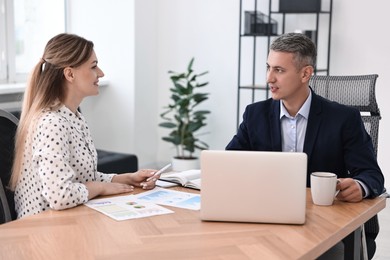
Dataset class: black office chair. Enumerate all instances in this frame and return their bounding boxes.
[310,74,387,260]
[0,109,19,223]
[0,179,12,224]
[96,149,138,173]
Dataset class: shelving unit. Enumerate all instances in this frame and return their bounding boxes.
[236,0,333,127]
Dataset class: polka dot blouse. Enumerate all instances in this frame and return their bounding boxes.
[14,106,115,218]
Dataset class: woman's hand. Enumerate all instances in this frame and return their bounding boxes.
[85,169,158,200]
[112,169,158,190]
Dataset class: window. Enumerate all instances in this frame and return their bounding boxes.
[0,0,66,84]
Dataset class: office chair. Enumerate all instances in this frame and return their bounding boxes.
[96,149,138,173]
[0,179,12,224]
[310,74,385,260]
[310,74,381,156]
[0,109,19,223]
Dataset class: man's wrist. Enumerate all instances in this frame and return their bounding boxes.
[355,179,369,198]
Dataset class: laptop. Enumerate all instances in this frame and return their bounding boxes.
[200,150,307,224]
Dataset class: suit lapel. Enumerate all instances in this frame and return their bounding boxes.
[269,100,282,151]
[304,93,323,158]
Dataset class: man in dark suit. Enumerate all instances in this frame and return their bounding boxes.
[226,33,384,259]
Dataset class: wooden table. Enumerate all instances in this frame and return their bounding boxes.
[0,188,385,260]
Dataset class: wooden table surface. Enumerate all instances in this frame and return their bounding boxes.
[0,188,386,260]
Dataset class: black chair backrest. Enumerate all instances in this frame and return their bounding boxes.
[0,109,19,223]
[310,74,380,157]
[0,179,11,223]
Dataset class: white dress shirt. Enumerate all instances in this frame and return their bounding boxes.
[280,92,311,153]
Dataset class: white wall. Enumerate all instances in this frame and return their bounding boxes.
[67,0,138,158]
[134,0,159,167]
[67,0,160,169]
[330,0,390,191]
[154,0,239,164]
[67,0,389,190]
[68,0,164,169]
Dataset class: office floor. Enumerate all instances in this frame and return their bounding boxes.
[373,199,390,259]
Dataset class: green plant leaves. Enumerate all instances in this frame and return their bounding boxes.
[159,122,176,128]
[159,58,210,159]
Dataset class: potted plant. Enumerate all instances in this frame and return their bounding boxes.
[159,58,210,171]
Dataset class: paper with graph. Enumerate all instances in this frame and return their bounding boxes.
[85,194,173,221]
[135,187,201,210]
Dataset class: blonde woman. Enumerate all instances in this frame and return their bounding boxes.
[10,33,157,219]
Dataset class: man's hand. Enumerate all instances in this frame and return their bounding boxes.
[336,178,363,202]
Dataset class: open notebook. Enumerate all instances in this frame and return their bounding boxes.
[200,150,307,224]
[160,169,201,190]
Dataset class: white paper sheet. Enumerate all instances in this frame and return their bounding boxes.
[85,194,174,221]
[135,187,201,210]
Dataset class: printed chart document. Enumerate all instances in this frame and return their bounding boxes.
[85,194,173,221]
[135,187,201,210]
[160,169,201,190]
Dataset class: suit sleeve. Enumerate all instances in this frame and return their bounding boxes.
[343,109,384,197]
[226,106,252,150]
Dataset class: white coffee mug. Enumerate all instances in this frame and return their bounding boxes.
[310,172,339,206]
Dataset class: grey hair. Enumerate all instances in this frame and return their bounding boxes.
[270,32,317,69]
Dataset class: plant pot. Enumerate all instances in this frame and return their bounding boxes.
[171,157,199,172]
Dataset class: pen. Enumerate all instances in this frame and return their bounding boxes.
[147,163,172,181]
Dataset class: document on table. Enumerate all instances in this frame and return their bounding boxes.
[85,194,174,221]
[135,187,201,210]
[159,169,201,190]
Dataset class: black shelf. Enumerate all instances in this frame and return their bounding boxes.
[241,33,278,37]
[270,11,331,14]
[236,0,333,127]
[315,68,330,73]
